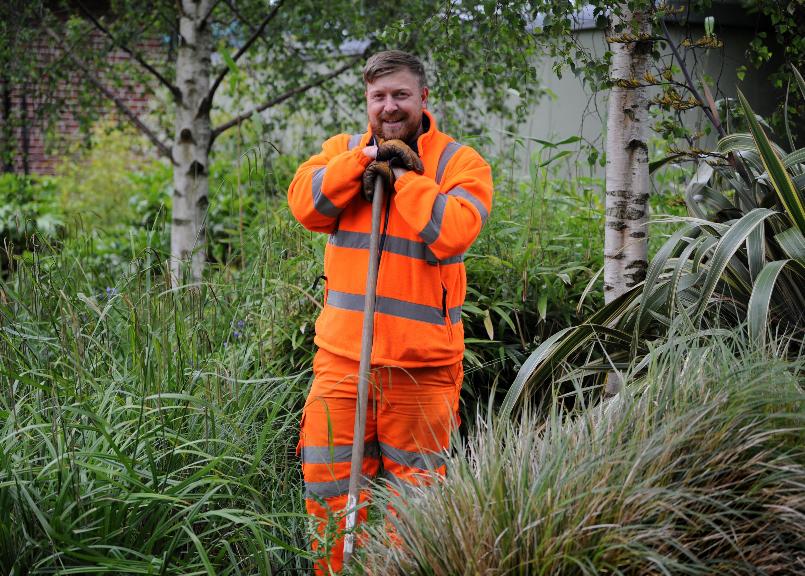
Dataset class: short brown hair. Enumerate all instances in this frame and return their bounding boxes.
[363,50,427,88]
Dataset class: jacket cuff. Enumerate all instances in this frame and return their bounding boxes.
[393,170,419,190]
[352,147,373,168]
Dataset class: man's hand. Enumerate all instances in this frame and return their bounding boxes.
[362,161,394,202]
[376,140,424,173]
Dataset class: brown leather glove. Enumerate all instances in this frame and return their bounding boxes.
[362,160,394,202]
[376,139,424,174]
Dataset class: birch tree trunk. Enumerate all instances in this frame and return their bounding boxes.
[604,6,652,304]
[171,1,213,284]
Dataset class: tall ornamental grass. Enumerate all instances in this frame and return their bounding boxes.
[360,331,805,575]
[0,214,320,573]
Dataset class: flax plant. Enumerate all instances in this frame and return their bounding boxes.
[501,67,805,416]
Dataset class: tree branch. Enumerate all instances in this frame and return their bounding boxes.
[660,19,724,139]
[205,0,285,107]
[222,0,272,50]
[75,1,181,101]
[659,19,753,184]
[44,25,175,163]
[210,56,361,146]
[200,0,222,24]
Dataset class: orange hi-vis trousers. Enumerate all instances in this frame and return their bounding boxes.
[298,348,463,574]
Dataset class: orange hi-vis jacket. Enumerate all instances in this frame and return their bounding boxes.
[287,110,493,367]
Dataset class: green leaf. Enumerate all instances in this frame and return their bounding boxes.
[500,287,643,419]
[483,309,494,339]
[737,89,805,235]
[747,259,791,345]
[649,153,684,174]
[539,150,572,167]
[792,64,805,102]
[182,524,217,576]
[635,224,697,334]
[220,46,239,76]
[693,208,776,322]
[684,162,715,219]
[538,292,548,322]
[782,148,805,168]
[499,327,573,419]
[775,226,805,264]
[746,222,766,283]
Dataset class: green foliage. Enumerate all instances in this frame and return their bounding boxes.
[501,76,805,416]
[0,207,323,574]
[0,173,64,270]
[743,1,805,139]
[56,125,165,229]
[360,329,805,574]
[460,139,606,399]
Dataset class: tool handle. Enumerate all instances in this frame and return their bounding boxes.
[342,176,385,565]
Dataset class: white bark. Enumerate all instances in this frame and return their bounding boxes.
[604,7,652,304]
[171,1,213,284]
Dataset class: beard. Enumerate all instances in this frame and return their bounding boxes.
[370,112,422,144]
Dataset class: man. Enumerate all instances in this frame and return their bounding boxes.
[287,50,493,574]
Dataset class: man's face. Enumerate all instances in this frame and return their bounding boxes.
[366,69,428,143]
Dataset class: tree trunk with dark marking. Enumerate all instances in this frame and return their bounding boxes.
[604,6,651,304]
[171,1,213,284]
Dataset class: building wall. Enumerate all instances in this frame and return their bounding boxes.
[1,29,162,175]
[481,21,782,181]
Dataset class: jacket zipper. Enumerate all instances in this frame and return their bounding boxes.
[368,185,393,362]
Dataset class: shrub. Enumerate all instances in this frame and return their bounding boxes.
[501,70,805,415]
[0,203,319,574]
[0,173,64,271]
[359,330,805,575]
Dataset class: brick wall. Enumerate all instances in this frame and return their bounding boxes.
[1,28,164,174]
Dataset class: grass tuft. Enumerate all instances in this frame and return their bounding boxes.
[360,331,805,575]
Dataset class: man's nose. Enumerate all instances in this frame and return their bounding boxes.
[382,96,398,113]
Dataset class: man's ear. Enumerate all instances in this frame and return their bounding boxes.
[422,86,429,108]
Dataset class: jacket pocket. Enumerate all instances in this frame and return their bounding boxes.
[312,274,328,307]
[441,282,453,343]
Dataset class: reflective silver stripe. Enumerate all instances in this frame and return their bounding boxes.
[420,194,447,245]
[379,442,446,470]
[329,230,464,264]
[436,142,462,184]
[449,306,462,324]
[305,477,350,499]
[378,296,444,325]
[449,186,488,224]
[326,290,365,312]
[329,230,370,251]
[348,133,363,150]
[302,442,380,464]
[424,245,438,265]
[327,290,454,326]
[312,167,340,218]
[441,254,464,265]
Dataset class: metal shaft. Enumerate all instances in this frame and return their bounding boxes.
[342,177,385,565]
